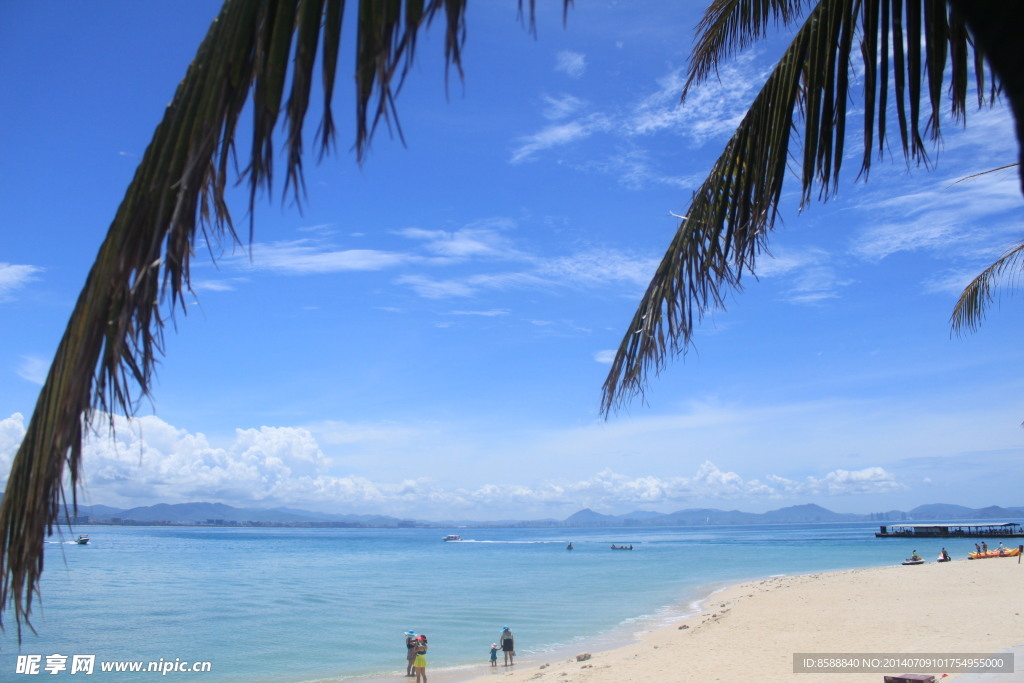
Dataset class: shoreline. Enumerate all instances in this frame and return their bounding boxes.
[352,557,1023,683]
[336,577,737,683]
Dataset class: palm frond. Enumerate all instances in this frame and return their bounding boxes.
[950,241,1024,334]
[0,0,564,636]
[601,0,996,415]
[683,0,811,102]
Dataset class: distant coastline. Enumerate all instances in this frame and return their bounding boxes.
[35,498,1024,529]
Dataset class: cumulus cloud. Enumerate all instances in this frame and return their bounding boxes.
[766,466,905,496]
[0,413,26,488]
[0,412,906,516]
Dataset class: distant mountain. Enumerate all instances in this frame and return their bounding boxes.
[761,503,862,523]
[118,502,311,523]
[68,501,405,526]
[908,503,976,519]
[615,510,666,520]
[47,499,1024,528]
[658,508,759,526]
[906,503,1024,521]
[971,505,1024,519]
[564,508,618,525]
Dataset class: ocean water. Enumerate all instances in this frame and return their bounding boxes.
[0,523,992,681]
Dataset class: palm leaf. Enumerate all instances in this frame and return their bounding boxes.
[950,241,1024,334]
[0,0,561,636]
[601,0,995,415]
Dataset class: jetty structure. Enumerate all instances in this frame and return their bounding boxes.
[875,522,1024,538]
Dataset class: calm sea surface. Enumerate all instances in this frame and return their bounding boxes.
[0,523,992,681]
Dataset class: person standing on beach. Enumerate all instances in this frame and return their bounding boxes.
[413,635,428,683]
[404,631,418,677]
[500,626,515,666]
[489,643,499,667]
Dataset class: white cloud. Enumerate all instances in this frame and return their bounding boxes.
[0,413,26,488]
[243,240,411,273]
[191,279,240,292]
[0,263,42,301]
[510,116,610,163]
[394,247,656,300]
[17,355,48,385]
[395,275,478,299]
[554,50,586,78]
[595,149,701,190]
[593,349,616,364]
[397,224,515,259]
[922,268,976,296]
[851,174,1023,262]
[542,94,586,120]
[626,55,768,145]
[509,55,765,179]
[534,248,657,288]
[767,466,905,496]
[449,309,510,317]
[0,412,907,515]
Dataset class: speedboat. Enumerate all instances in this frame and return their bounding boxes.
[75,535,90,545]
[443,535,462,542]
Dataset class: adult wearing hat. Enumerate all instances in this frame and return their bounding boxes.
[404,630,418,676]
[499,626,515,666]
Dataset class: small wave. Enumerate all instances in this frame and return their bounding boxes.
[452,540,566,544]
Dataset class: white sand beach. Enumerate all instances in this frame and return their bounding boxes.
[454,556,1023,683]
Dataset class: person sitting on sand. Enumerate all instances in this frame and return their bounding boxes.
[500,626,515,666]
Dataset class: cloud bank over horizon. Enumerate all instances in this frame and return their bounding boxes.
[0,411,976,521]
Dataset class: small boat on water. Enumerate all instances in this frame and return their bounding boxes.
[901,559,924,565]
[75,535,90,545]
[443,535,462,542]
[968,546,1020,560]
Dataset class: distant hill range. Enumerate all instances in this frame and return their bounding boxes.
[44,500,1024,528]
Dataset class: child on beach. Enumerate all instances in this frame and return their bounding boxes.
[489,643,498,667]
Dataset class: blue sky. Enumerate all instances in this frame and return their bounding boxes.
[2,1,1022,521]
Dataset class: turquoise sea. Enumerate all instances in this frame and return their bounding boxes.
[0,523,992,681]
